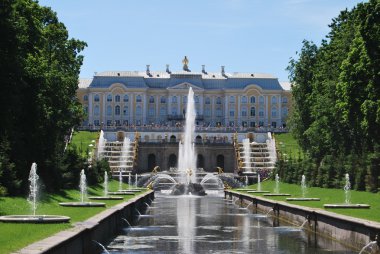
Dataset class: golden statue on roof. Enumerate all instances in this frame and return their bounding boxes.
[182,56,189,71]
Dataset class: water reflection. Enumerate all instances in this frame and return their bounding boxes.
[107,193,356,254]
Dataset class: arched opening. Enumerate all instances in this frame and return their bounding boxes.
[147,154,156,171]
[197,154,205,169]
[168,154,177,168]
[195,135,202,143]
[170,135,176,142]
[216,155,224,170]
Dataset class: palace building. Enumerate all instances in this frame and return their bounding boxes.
[76,58,291,129]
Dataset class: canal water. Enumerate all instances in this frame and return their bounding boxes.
[107,193,356,254]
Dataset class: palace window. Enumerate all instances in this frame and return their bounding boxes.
[271,96,277,104]
[149,96,155,103]
[259,107,264,117]
[250,122,255,127]
[229,110,235,117]
[123,106,129,116]
[241,96,247,104]
[107,105,112,116]
[136,95,142,103]
[115,95,120,102]
[205,97,210,104]
[160,96,166,103]
[216,108,222,117]
[171,107,177,115]
[229,96,235,104]
[259,96,264,104]
[94,94,100,102]
[115,105,120,115]
[171,96,177,103]
[250,96,256,104]
[93,120,100,126]
[250,106,256,117]
[94,105,100,116]
[282,97,288,103]
[183,96,187,104]
[271,106,277,117]
[216,97,222,105]
[259,121,264,127]
[241,107,247,117]
[84,95,88,101]
[195,96,199,104]
[136,105,142,115]
[123,95,129,102]
[282,107,288,116]
[107,94,112,102]
[148,107,155,116]
[160,107,166,116]
[205,108,211,117]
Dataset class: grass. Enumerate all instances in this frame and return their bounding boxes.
[69,131,99,157]
[0,180,144,254]
[236,181,380,223]
[275,133,304,159]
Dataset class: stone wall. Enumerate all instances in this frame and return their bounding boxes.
[136,143,236,173]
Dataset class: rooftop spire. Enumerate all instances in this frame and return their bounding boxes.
[182,56,189,71]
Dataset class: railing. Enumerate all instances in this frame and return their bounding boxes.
[77,125,288,133]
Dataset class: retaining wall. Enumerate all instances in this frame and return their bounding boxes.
[14,191,154,254]
[225,190,380,253]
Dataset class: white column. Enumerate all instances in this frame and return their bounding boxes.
[130,94,134,124]
[155,95,159,123]
[142,94,147,124]
[237,95,240,124]
[278,94,282,123]
[102,93,106,125]
[266,95,269,126]
[224,96,229,125]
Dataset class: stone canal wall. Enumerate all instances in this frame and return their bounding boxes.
[225,190,380,252]
[15,191,154,254]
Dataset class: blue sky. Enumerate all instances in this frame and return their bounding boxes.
[39,0,366,82]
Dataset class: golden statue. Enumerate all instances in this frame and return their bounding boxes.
[182,56,189,71]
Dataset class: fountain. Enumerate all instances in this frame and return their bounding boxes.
[246,173,270,194]
[263,174,291,197]
[170,87,206,196]
[0,163,70,223]
[324,174,370,209]
[286,175,320,201]
[59,169,106,207]
[89,172,123,200]
[97,130,106,159]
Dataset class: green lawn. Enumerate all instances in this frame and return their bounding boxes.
[69,131,99,157]
[275,133,304,158]
[236,181,380,223]
[0,180,144,254]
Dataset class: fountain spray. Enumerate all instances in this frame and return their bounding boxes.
[79,169,87,203]
[344,173,351,204]
[104,171,108,197]
[28,163,39,216]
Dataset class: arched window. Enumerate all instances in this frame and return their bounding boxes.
[123,106,129,116]
[115,95,120,102]
[205,97,210,104]
[250,96,256,104]
[149,96,155,103]
[271,106,277,117]
[241,107,247,117]
[160,96,166,103]
[241,96,247,104]
[107,94,112,102]
[250,107,256,117]
[83,95,88,101]
[259,96,264,104]
[229,109,235,117]
[205,108,211,117]
[94,94,100,102]
[216,108,222,117]
[282,97,288,103]
[271,96,277,104]
[94,105,100,116]
[194,96,199,104]
[123,95,129,102]
[259,107,264,117]
[136,105,142,115]
[148,107,155,116]
[115,105,120,115]
[171,96,177,103]
[216,97,222,104]
[229,96,235,104]
[170,135,176,142]
[171,107,177,115]
[183,96,187,104]
[136,95,142,103]
[107,105,112,116]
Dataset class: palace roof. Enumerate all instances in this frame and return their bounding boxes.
[79,70,285,91]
